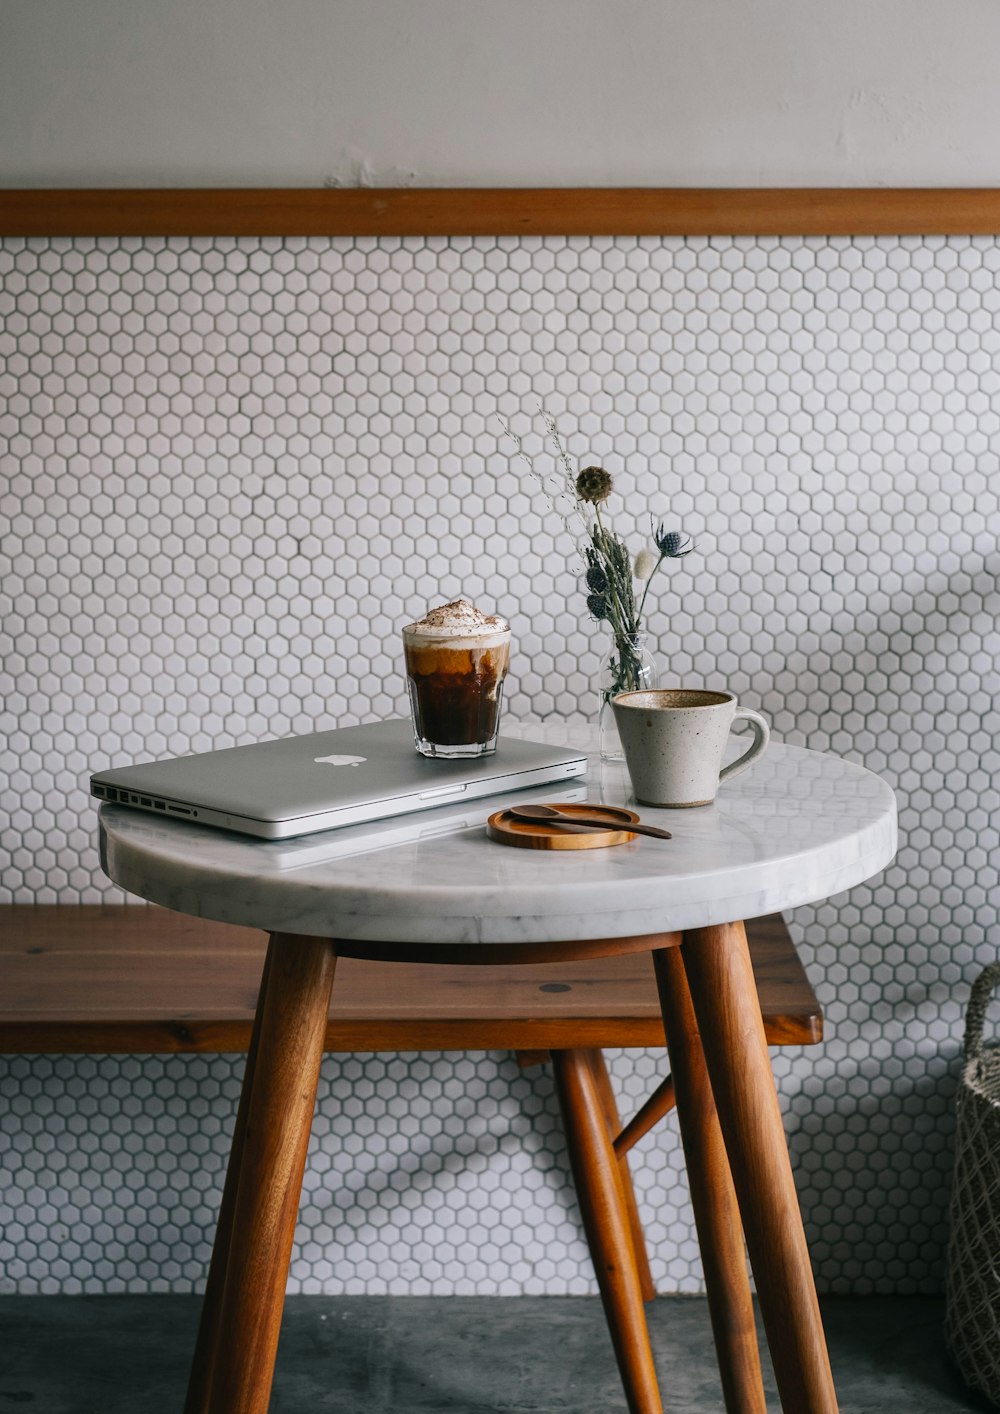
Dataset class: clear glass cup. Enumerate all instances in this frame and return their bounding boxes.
[402,623,511,758]
[597,630,659,762]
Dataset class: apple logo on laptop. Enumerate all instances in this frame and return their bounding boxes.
[313,753,367,767]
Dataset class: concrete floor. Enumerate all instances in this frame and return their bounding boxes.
[0,1294,991,1412]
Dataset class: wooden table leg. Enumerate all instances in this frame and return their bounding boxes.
[653,946,767,1414]
[184,941,275,1414]
[552,1049,664,1414]
[681,921,839,1413]
[585,1048,657,1304]
[201,932,338,1414]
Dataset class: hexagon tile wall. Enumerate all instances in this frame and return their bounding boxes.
[1,234,999,1296]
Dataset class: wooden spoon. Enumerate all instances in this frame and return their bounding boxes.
[508,803,672,840]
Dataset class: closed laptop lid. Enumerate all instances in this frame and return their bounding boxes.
[91,718,588,838]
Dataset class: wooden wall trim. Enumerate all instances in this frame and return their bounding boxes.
[3,187,1000,238]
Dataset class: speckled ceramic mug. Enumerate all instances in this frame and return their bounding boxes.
[612,689,770,807]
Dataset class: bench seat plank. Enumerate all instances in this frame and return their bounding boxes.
[0,905,821,1054]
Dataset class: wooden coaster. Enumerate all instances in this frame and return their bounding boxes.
[486,802,641,850]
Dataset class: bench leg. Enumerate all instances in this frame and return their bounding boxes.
[552,1048,663,1414]
[652,945,766,1413]
[187,932,338,1414]
[680,921,839,1413]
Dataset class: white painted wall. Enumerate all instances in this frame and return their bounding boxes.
[3,0,1000,188]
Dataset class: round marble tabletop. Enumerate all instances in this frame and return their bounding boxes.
[100,723,897,947]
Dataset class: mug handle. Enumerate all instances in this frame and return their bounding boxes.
[719,708,770,783]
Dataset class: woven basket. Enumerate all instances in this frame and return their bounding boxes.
[945,962,1000,1406]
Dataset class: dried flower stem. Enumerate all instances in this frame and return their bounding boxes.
[593,503,637,641]
[538,408,583,506]
[496,413,589,551]
[636,525,694,622]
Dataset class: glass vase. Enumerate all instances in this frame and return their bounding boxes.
[598,631,659,762]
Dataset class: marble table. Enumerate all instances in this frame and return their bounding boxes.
[100,729,897,1414]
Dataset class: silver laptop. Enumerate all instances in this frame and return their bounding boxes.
[112,777,592,871]
[90,718,588,840]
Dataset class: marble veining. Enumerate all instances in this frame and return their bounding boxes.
[100,734,898,945]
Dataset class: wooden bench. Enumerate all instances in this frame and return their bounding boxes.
[0,902,820,1255]
[0,903,822,1401]
[0,905,821,1055]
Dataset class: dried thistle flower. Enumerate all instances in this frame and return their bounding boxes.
[576,466,614,506]
[585,562,608,594]
[653,524,694,559]
[586,591,609,622]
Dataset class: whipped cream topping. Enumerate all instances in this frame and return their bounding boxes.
[404,599,509,639]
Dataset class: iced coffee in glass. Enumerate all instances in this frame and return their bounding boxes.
[402,600,511,757]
